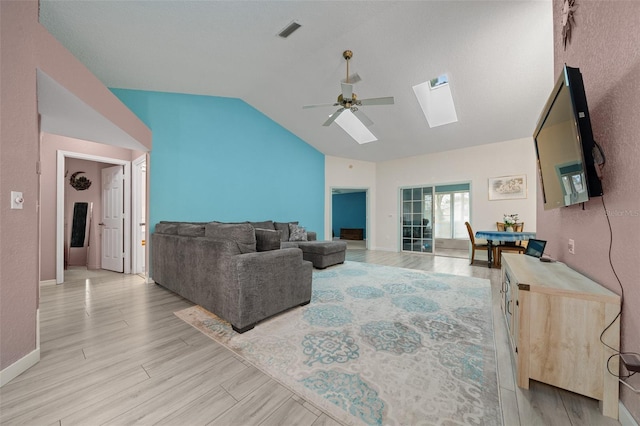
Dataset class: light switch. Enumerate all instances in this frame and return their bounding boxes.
[11,191,24,209]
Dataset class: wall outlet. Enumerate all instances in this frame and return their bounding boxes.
[568,239,575,254]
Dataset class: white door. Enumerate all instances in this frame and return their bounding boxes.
[101,165,124,272]
[132,156,146,274]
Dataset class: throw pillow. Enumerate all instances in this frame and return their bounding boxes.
[288,223,308,242]
[274,221,298,242]
[255,228,282,251]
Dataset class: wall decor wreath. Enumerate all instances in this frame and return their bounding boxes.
[562,0,577,50]
[69,171,92,191]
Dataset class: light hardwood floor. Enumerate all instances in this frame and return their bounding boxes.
[1,252,621,425]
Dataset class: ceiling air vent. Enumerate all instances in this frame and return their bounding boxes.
[278,21,301,38]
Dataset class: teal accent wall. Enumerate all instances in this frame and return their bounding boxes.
[111,89,325,235]
[332,192,366,239]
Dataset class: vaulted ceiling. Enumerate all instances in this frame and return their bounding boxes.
[39,0,553,162]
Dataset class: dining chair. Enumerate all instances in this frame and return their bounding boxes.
[465,222,495,265]
[495,222,526,267]
[496,222,524,233]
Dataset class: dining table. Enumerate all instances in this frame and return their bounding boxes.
[474,230,537,268]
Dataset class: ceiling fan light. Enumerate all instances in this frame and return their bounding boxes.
[335,110,377,144]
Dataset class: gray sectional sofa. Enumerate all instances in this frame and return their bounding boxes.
[152,221,313,333]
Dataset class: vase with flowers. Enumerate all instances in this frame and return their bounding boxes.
[503,214,519,232]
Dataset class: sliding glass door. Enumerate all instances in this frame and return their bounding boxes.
[401,183,470,253]
[401,187,433,253]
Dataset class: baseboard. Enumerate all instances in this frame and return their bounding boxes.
[0,346,40,387]
[620,401,639,426]
[37,308,40,352]
[39,279,57,286]
[371,246,396,252]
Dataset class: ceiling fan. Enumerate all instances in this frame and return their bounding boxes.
[303,50,394,127]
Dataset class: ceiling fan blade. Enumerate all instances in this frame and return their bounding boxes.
[341,83,353,101]
[303,103,337,109]
[323,108,345,126]
[358,96,395,106]
[341,73,362,84]
[352,109,374,127]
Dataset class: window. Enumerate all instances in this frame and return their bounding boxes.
[412,73,458,128]
[434,184,470,239]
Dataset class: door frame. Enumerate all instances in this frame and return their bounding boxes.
[131,154,147,276]
[329,187,370,249]
[56,150,131,284]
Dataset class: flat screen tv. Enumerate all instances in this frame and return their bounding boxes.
[533,65,603,210]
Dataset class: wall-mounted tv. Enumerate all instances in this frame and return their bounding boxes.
[533,65,603,210]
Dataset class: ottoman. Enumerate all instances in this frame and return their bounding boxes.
[282,241,347,269]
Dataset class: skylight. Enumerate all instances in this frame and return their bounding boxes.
[413,73,458,128]
[335,110,377,144]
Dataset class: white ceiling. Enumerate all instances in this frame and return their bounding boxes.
[39,0,553,162]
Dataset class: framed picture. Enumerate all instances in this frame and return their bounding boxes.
[488,175,527,200]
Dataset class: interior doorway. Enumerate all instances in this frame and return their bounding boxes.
[56,150,131,284]
[64,157,121,272]
[331,188,369,250]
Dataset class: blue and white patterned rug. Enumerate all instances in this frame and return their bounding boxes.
[175,261,501,425]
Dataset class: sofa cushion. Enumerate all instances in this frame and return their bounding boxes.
[289,223,308,241]
[297,241,347,255]
[177,223,206,237]
[250,220,275,230]
[274,221,298,242]
[155,222,180,235]
[255,228,282,251]
[205,222,257,253]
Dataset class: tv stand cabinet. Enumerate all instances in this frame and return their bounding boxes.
[500,253,620,419]
[340,228,364,240]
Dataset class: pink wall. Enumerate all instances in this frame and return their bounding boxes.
[0,1,40,372]
[0,1,150,373]
[538,0,640,419]
[40,133,139,281]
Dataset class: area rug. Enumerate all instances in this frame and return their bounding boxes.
[175,261,501,426]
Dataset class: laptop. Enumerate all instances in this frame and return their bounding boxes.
[524,239,547,258]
